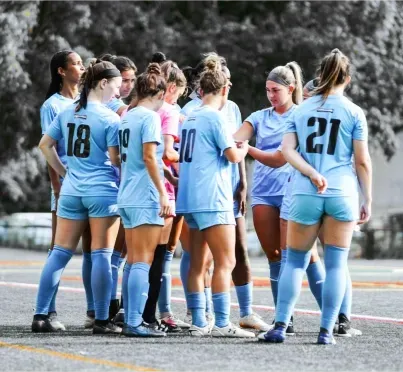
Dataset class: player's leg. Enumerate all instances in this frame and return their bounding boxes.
[199,213,255,338]
[32,195,88,332]
[260,195,322,343]
[233,214,270,331]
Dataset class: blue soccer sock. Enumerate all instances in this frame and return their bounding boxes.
[205,287,213,314]
[180,250,191,307]
[82,252,94,311]
[212,292,231,328]
[235,282,253,318]
[35,245,73,315]
[339,266,352,319]
[121,262,132,323]
[269,260,281,306]
[276,248,310,324]
[127,262,150,328]
[279,249,288,280]
[91,248,113,321]
[110,250,121,301]
[321,245,349,332]
[47,249,59,313]
[158,250,174,316]
[188,292,207,328]
[306,260,326,310]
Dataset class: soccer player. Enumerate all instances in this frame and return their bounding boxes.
[39,50,86,331]
[118,63,171,337]
[234,61,304,334]
[33,60,123,335]
[181,53,270,331]
[98,54,137,324]
[262,49,372,345]
[176,55,254,338]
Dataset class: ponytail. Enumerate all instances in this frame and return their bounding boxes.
[286,62,303,105]
[313,49,350,100]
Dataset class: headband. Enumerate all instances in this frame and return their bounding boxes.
[267,72,289,87]
[94,68,121,80]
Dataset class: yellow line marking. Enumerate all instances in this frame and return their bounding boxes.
[0,341,160,371]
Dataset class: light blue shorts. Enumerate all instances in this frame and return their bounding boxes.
[233,201,243,219]
[251,195,284,209]
[289,194,359,225]
[119,207,164,229]
[57,195,119,220]
[280,192,292,221]
[183,211,236,231]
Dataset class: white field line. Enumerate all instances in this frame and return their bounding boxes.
[1,280,402,325]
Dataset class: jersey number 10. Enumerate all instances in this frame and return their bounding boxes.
[67,123,91,158]
[119,129,130,162]
[179,128,196,163]
[306,117,341,155]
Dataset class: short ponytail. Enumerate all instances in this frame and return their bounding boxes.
[286,62,303,105]
[313,49,350,100]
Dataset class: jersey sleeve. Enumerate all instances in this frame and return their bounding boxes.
[40,103,56,134]
[244,111,260,135]
[142,113,162,144]
[284,111,297,134]
[234,103,242,130]
[352,108,368,141]
[212,112,235,152]
[106,115,120,147]
[106,98,125,113]
[45,114,63,141]
[161,108,180,141]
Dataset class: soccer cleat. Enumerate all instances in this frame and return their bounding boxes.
[160,314,182,333]
[32,316,59,333]
[122,322,166,337]
[84,310,95,329]
[286,316,295,336]
[113,309,125,327]
[188,324,211,337]
[257,325,286,343]
[211,322,255,338]
[147,320,168,333]
[239,312,272,331]
[336,315,362,337]
[48,312,66,331]
[317,331,336,345]
[93,321,122,335]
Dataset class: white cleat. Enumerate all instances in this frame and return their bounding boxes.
[188,324,211,337]
[84,315,95,329]
[183,312,192,328]
[211,322,255,338]
[48,312,66,331]
[239,313,272,332]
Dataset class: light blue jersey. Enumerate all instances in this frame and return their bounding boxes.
[117,106,164,208]
[106,97,126,113]
[246,107,294,197]
[40,93,78,165]
[285,94,367,197]
[181,97,242,193]
[46,101,120,196]
[176,105,235,213]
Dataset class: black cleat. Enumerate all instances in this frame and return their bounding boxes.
[93,320,122,335]
[109,299,120,320]
[32,315,58,333]
[113,309,125,327]
[286,316,295,336]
